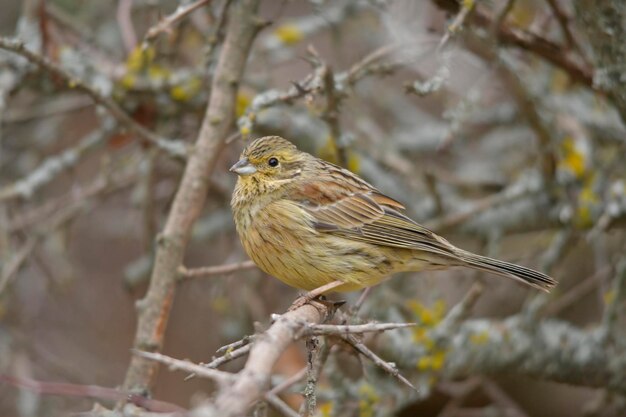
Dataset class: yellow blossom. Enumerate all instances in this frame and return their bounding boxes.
[274,24,303,45]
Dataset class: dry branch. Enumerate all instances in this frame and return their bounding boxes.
[0,119,116,201]
[0,37,187,158]
[143,0,212,44]
[133,350,233,384]
[207,302,331,417]
[179,260,257,279]
[121,0,261,395]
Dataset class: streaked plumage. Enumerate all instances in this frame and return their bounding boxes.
[230,136,557,292]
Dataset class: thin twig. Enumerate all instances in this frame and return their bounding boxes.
[544,0,578,50]
[431,2,594,87]
[267,367,308,396]
[438,0,476,51]
[0,374,184,413]
[321,65,346,167]
[117,0,137,52]
[144,0,212,44]
[1,202,90,294]
[601,259,626,342]
[304,322,416,336]
[340,333,416,390]
[133,350,233,384]
[0,120,115,201]
[0,37,187,158]
[179,260,257,279]
[265,393,299,417]
[185,343,252,381]
[479,377,530,417]
[440,282,484,328]
[543,266,611,317]
[490,0,516,35]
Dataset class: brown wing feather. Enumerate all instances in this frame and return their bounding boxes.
[289,167,456,257]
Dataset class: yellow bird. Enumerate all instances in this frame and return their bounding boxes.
[230,136,556,293]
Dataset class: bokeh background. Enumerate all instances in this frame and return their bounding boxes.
[1,0,625,416]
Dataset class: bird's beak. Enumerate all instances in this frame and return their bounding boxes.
[229,158,257,176]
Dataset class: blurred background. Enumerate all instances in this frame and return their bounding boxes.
[1,0,625,416]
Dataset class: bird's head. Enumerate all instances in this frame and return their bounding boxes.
[230,136,308,195]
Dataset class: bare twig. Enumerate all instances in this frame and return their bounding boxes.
[438,0,476,50]
[544,0,578,51]
[0,237,38,294]
[601,259,626,341]
[117,0,137,52]
[121,0,261,396]
[431,2,594,87]
[491,0,516,35]
[1,202,90,293]
[216,335,254,355]
[144,0,212,44]
[267,366,307,396]
[0,120,115,201]
[7,164,137,233]
[340,333,416,390]
[440,282,484,328]
[265,393,299,417]
[209,302,331,416]
[543,266,611,317]
[480,377,530,417]
[204,0,234,71]
[303,322,416,336]
[185,342,252,380]
[0,37,187,158]
[179,260,257,279]
[133,350,233,384]
[321,65,346,167]
[0,374,184,413]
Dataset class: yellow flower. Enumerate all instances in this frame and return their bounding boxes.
[274,24,303,45]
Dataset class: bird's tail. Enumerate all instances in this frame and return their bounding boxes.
[455,250,557,292]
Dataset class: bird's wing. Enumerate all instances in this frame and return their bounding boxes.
[290,177,457,258]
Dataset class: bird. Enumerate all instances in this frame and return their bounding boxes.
[230,135,556,293]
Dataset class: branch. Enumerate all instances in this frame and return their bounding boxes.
[0,374,184,413]
[143,0,212,44]
[0,37,187,158]
[303,322,415,336]
[208,302,331,417]
[395,313,626,395]
[121,0,261,395]
[0,119,116,201]
[178,260,257,279]
[430,1,594,87]
[133,350,233,384]
[574,0,626,124]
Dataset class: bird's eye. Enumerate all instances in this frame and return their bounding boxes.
[268,157,279,167]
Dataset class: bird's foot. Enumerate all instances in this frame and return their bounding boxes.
[287,293,319,311]
[287,280,345,312]
[288,296,347,313]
